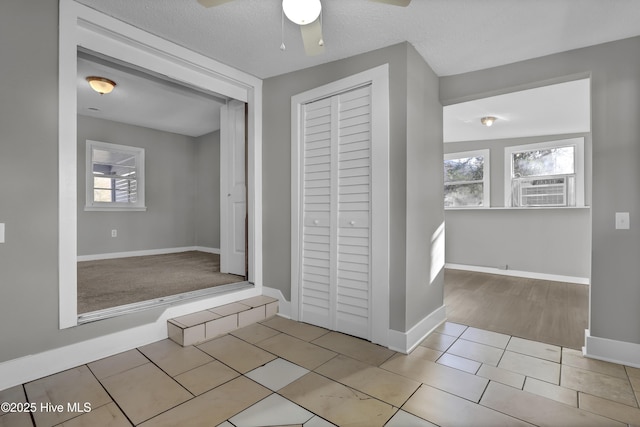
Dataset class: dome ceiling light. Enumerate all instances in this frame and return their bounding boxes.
[86,76,116,95]
[481,116,497,127]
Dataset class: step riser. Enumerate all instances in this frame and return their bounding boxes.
[168,297,278,346]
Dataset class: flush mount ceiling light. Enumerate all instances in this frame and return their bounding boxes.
[86,76,116,95]
[282,0,321,25]
[480,116,497,127]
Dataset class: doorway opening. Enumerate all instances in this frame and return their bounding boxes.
[442,77,592,349]
[58,0,263,329]
[76,51,249,321]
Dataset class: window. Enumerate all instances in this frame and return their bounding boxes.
[85,140,146,211]
[505,137,585,207]
[444,149,490,208]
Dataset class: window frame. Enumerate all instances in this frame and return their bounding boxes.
[85,140,147,211]
[504,137,585,208]
[444,148,491,209]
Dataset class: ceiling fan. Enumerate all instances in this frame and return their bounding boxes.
[196,0,411,56]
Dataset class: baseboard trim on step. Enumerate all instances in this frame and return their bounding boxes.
[445,263,590,285]
[583,329,640,369]
[388,305,447,354]
[77,246,221,262]
[0,287,260,391]
[262,286,291,319]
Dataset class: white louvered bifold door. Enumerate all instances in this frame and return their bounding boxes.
[300,96,333,329]
[335,86,371,339]
[300,85,372,339]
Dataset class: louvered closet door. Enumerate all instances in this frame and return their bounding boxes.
[300,85,372,339]
[300,96,333,329]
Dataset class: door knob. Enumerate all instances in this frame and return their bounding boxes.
[313,220,319,225]
[349,221,355,226]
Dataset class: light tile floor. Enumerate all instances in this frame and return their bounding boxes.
[2,319,640,426]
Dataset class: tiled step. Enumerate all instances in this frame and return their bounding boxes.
[168,295,278,346]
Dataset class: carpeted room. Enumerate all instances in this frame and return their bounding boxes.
[76,79,245,315]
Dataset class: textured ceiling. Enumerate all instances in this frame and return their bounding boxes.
[74,0,640,79]
[78,53,225,137]
[444,79,591,143]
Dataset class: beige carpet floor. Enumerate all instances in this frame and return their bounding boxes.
[78,251,244,314]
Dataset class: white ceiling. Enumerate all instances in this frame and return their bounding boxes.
[78,53,226,137]
[444,78,591,143]
[74,0,640,79]
[74,0,637,138]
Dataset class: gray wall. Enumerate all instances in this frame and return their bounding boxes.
[0,1,220,366]
[195,130,221,248]
[0,0,151,363]
[77,117,220,255]
[445,209,591,277]
[78,116,193,254]
[444,133,592,278]
[404,45,445,329]
[441,36,640,345]
[262,42,444,332]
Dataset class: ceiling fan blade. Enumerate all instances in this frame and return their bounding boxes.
[368,0,411,6]
[300,19,325,56]
[197,0,235,8]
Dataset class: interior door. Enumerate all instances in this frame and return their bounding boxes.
[299,85,372,340]
[220,99,247,277]
[334,86,372,339]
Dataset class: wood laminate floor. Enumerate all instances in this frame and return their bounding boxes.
[444,269,589,349]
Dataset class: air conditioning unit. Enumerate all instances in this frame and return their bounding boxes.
[514,175,575,207]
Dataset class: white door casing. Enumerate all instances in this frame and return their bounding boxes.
[291,65,390,346]
[221,100,247,276]
[58,0,262,328]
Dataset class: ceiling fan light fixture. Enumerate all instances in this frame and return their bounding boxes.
[86,76,116,95]
[480,116,497,127]
[282,0,321,25]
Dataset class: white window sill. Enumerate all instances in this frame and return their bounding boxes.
[445,206,590,211]
[84,205,147,212]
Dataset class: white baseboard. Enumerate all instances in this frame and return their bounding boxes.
[262,286,291,319]
[195,246,221,254]
[0,287,259,391]
[388,305,447,354]
[445,263,590,285]
[77,246,221,261]
[583,329,640,369]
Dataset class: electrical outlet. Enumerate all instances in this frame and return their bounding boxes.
[111,229,117,237]
[615,212,630,230]
[0,223,4,243]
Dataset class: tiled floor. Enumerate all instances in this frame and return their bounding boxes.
[2,318,640,426]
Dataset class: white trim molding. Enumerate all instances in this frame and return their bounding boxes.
[77,246,220,262]
[262,286,292,319]
[195,246,221,255]
[0,286,260,391]
[85,140,146,212]
[59,0,262,329]
[584,329,640,369]
[290,64,390,347]
[388,305,447,354]
[445,263,590,285]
